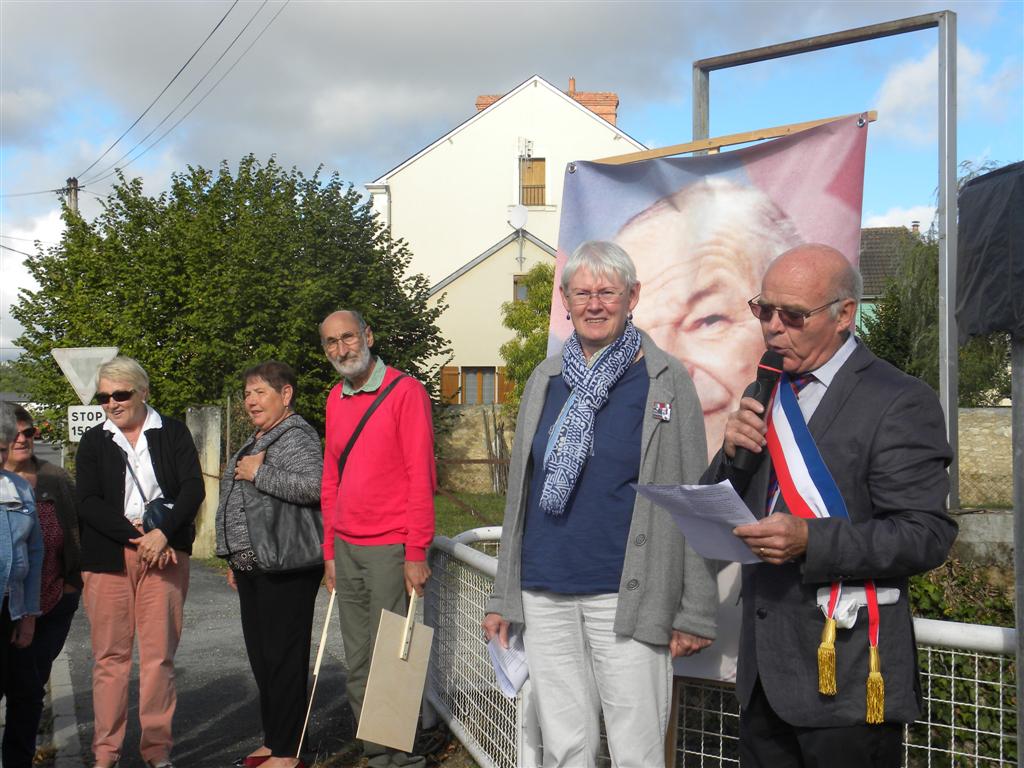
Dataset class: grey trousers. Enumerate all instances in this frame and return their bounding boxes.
[333,538,407,725]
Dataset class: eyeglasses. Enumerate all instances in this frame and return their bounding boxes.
[321,331,363,350]
[748,296,843,329]
[16,426,38,440]
[96,390,135,405]
[568,289,625,306]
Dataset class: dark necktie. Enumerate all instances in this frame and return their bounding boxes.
[765,373,816,515]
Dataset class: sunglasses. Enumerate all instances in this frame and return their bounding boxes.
[17,426,38,440]
[748,296,842,329]
[96,390,135,405]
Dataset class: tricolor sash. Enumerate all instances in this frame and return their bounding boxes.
[765,373,885,724]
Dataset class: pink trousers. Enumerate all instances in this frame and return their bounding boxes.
[82,547,190,765]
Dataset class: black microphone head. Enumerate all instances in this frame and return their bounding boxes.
[755,350,785,383]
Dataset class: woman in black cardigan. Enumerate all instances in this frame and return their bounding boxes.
[76,357,204,768]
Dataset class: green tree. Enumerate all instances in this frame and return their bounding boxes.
[498,262,555,414]
[12,155,449,439]
[861,234,1010,406]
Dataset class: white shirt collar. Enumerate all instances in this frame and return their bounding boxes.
[807,333,858,387]
[103,404,163,440]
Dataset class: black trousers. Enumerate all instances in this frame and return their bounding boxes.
[3,591,81,768]
[0,597,13,698]
[235,567,322,758]
[740,677,903,768]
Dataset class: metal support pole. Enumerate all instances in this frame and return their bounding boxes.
[692,10,961,507]
[1013,336,1024,767]
[937,12,960,508]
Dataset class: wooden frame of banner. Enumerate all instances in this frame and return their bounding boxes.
[593,110,877,165]
[357,591,434,753]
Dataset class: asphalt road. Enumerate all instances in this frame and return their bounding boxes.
[62,560,354,767]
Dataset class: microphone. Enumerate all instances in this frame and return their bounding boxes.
[730,350,785,485]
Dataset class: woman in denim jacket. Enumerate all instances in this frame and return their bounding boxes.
[0,402,44,697]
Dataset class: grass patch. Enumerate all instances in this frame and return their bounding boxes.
[434,491,505,538]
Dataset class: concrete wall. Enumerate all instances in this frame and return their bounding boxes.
[436,404,513,494]
[958,407,1011,509]
[186,405,222,559]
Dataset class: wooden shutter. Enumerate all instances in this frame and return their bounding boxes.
[440,366,460,404]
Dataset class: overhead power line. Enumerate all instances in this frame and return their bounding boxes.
[81,0,270,187]
[82,0,290,189]
[76,0,240,179]
[0,188,65,199]
[1,243,36,259]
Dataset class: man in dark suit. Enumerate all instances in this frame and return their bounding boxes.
[707,243,957,767]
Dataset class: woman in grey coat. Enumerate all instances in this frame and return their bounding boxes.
[483,241,717,768]
[216,361,323,768]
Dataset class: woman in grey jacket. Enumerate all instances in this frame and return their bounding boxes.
[483,241,717,768]
[216,361,323,768]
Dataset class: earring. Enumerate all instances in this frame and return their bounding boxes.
[628,312,634,321]
[566,312,570,320]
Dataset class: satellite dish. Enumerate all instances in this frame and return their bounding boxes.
[508,204,528,231]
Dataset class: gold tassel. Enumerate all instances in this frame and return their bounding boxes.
[866,645,885,724]
[817,616,837,695]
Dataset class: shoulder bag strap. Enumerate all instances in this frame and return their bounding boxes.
[121,448,151,505]
[336,374,408,479]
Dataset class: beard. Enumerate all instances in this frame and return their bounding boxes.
[329,341,373,381]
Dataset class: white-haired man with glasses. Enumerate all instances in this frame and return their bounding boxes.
[705,243,957,767]
[318,309,435,768]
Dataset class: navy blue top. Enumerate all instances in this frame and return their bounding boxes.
[520,359,648,594]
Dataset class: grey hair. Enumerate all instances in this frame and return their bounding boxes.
[96,356,150,394]
[561,240,638,293]
[830,261,864,318]
[0,402,18,444]
[319,309,368,334]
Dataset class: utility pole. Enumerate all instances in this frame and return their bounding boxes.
[65,177,79,214]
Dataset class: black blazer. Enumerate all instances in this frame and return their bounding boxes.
[76,415,205,572]
[706,343,957,726]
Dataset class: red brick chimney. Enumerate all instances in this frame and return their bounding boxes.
[475,77,619,125]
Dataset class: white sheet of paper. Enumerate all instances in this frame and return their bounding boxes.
[635,480,761,564]
[488,628,529,697]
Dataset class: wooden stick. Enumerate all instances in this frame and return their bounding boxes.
[594,110,877,165]
[400,590,418,661]
[297,588,336,758]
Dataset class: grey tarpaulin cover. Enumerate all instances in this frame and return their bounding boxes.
[956,161,1024,343]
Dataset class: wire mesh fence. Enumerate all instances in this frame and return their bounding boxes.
[426,528,1018,768]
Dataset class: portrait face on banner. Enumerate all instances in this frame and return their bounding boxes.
[615,178,800,453]
[550,114,868,461]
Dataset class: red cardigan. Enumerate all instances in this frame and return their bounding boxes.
[320,367,436,561]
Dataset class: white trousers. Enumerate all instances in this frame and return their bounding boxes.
[520,590,671,768]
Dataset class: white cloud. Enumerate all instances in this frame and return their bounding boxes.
[0,209,64,360]
[0,88,56,145]
[863,205,936,231]
[873,43,1023,144]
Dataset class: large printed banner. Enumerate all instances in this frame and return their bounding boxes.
[550,114,869,681]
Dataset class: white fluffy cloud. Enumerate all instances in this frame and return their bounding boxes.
[874,42,1022,144]
[0,209,64,360]
[863,204,936,231]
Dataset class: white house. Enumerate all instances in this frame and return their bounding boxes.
[367,75,646,404]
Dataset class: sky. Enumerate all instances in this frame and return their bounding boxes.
[2,0,1022,361]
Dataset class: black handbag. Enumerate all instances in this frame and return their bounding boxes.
[123,453,175,533]
[234,425,324,573]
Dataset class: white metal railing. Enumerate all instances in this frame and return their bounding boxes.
[425,528,1018,768]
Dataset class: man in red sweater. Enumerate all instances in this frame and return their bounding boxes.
[319,309,435,766]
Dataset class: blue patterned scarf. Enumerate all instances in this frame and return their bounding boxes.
[539,321,643,515]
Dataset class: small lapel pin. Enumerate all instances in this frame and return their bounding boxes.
[652,402,672,422]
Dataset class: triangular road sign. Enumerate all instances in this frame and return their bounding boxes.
[52,347,119,405]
